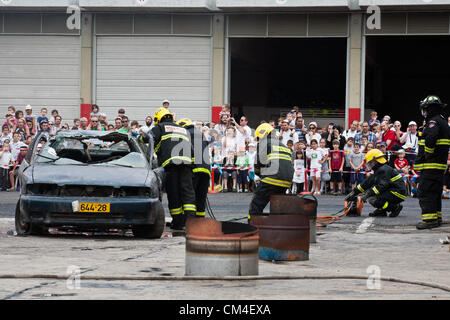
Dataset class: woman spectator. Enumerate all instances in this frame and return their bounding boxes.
[324,125,346,150]
[381,121,396,150]
[305,122,322,146]
[26,119,36,137]
[221,127,237,157]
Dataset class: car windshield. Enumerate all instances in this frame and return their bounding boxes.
[36,134,148,168]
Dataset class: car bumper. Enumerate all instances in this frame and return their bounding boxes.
[20,195,164,228]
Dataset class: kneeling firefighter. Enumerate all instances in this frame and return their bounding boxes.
[345,149,407,217]
[141,107,196,230]
[177,118,211,218]
[248,123,294,221]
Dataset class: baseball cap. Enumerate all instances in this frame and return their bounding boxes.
[408,121,417,126]
[379,142,387,146]
[25,104,32,110]
[309,122,318,128]
[162,99,170,105]
[398,149,405,153]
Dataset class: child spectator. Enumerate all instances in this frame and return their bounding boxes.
[222,150,237,192]
[306,139,327,195]
[36,108,48,131]
[319,138,330,194]
[0,140,13,191]
[292,150,306,194]
[247,143,257,192]
[0,125,12,145]
[394,149,409,185]
[235,150,249,192]
[328,140,345,195]
[342,137,354,193]
[349,143,365,189]
[9,145,27,191]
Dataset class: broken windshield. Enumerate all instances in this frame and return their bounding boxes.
[36,135,148,168]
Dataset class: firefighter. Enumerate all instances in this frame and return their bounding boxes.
[248,123,294,221]
[176,118,211,218]
[144,107,196,230]
[414,95,450,229]
[345,149,406,217]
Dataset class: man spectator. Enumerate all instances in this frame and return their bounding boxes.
[54,115,63,133]
[72,118,80,130]
[400,121,419,153]
[232,116,252,152]
[79,117,88,130]
[279,119,299,146]
[118,116,131,133]
[354,121,376,145]
[214,113,230,136]
[87,116,103,131]
[343,120,359,140]
[140,116,154,134]
[294,116,306,142]
[305,122,322,146]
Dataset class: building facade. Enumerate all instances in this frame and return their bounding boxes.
[1,0,450,128]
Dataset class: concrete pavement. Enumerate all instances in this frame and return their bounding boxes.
[0,191,449,300]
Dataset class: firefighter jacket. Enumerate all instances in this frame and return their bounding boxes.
[356,163,407,201]
[185,124,211,176]
[414,114,450,171]
[255,134,294,188]
[151,121,193,168]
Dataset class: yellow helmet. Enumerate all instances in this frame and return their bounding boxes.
[176,118,193,128]
[154,107,172,124]
[365,149,387,165]
[255,123,274,140]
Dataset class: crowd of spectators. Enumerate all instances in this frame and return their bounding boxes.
[1,103,449,198]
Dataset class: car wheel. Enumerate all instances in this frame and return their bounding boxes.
[15,201,49,236]
[132,208,165,239]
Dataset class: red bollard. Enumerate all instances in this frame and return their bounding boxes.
[208,167,219,194]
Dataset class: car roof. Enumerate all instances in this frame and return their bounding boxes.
[55,130,132,142]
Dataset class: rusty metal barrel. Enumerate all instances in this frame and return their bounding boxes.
[269,194,318,243]
[250,214,310,261]
[185,218,259,276]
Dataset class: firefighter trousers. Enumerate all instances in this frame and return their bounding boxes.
[248,182,288,218]
[193,172,210,218]
[368,191,404,212]
[165,165,197,227]
[418,170,444,222]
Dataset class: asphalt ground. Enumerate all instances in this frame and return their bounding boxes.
[0,190,449,301]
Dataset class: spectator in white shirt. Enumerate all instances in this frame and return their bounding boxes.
[343,120,359,140]
[279,120,299,146]
[231,116,252,152]
[9,132,26,161]
[139,116,154,134]
[222,127,237,156]
[400,121,419,153]
[0,140,13,191]
[305,122,322,146]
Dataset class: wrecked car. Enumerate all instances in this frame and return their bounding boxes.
[15,130,165,238]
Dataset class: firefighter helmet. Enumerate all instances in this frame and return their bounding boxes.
[176,118,193,128]
[255,123,274,140]
[365,149,387,170]
[154,107,172,124]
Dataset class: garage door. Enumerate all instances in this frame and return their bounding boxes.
[0,36,81,121]
[96,36,212,122]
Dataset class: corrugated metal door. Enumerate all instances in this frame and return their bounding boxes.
[0,35,81,120]
[96,36,212,122]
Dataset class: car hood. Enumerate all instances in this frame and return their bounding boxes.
[32,164,150,187]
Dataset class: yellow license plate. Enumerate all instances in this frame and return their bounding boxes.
[78,202,110,213]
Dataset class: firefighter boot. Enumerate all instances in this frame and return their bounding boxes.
[416,220,440,230]
[369,209,387,217]
[388,204,403,218]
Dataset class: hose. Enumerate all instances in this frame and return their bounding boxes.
[0,273,449,293]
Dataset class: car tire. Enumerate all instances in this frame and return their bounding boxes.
[132,207,165,239]
[15,200,49,236]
